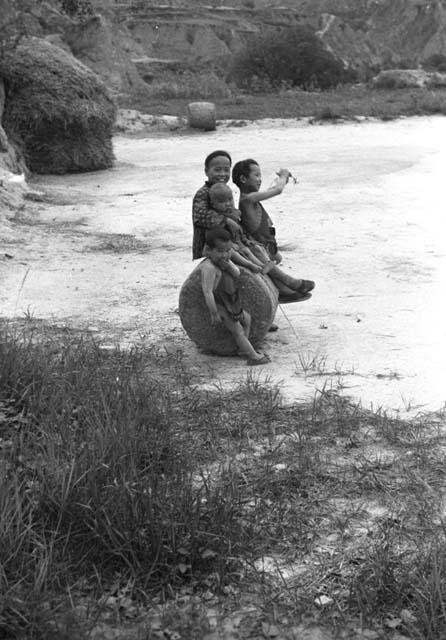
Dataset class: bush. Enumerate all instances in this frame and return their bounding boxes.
[422,53,446,73]
[230,25,353,91]
[58,0,94,19]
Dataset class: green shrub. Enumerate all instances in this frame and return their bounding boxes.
[422,53,446,73]
[230,26,354,91]
[58,0,94,19]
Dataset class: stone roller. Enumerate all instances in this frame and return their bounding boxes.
[187,101,216,131]
[179,263,279,355]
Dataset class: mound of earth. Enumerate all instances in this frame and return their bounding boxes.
[0,38,116,174]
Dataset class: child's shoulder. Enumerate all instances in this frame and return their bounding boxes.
[198,257,216,272]
[193,182,210,199]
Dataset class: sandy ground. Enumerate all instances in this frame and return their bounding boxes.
[1,116,446,415]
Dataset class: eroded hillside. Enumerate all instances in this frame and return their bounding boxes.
[3,1,446,96]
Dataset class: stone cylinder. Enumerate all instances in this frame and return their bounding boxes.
[187,101,216,131]
[179,264,278,355]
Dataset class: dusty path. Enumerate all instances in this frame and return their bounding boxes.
[1,116,446,414]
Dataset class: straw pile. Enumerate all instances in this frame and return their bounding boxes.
[0,38,116,174]
[179,265,278,355]
[187,102,216,131]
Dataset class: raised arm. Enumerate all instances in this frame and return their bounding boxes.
[244,168,292,204]
[192,186,225,229]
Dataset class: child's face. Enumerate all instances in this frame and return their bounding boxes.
[205,155,231,185]
[207,239,232,266]
[244,164,262,192]
[211,191,234,214]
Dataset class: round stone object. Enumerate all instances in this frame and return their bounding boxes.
[179,263,278,355]
[187,101,216,131]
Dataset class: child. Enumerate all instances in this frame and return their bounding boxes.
[199,228,270,366]
[232,158,315,300]
[208,182,266,269]
[192,150,240,261]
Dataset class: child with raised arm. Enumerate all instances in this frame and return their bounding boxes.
[232,158,315,300]
[199,228,270,366]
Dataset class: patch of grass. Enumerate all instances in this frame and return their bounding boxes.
[124,84,446,122]
[310,105,345,123]
[136,70,234,102]
[87,234,151,253]
[1,327,446,638]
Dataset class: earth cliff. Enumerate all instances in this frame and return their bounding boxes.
[3,1,446,98]
[91,0,446,89]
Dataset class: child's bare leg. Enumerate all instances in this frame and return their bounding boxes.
[267,276,298,296]
[241,247,263,266]
[240,310,251,339]
[268,266,315,294]
[218,308,263,361]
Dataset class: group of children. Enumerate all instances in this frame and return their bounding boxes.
[191,149,315,366]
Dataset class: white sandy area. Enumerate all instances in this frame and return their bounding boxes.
[1,116,446,415]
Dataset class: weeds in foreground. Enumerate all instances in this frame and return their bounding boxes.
[1,327,446,638]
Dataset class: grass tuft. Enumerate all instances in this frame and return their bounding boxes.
[1,327,446,638]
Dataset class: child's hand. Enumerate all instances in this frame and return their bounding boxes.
[277,168,292,182]
[225,217,241,232]
[225,208,241,222]
[210,311,221,326]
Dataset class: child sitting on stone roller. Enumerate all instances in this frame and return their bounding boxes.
[192,150,313,303]
[199,228,270,366]
[232,158,315,301]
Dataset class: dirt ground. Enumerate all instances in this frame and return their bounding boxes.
[1,116,446,415]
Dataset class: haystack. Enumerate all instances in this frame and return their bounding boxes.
[187,102,216,131]
[179,265,278,355]
[0,38,116,174]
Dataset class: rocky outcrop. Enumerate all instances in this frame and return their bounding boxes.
[97,0,446,86]
[372,68,446,88]
[0,38,116,174]
[0,78,28,214]
[4,1,446,102]
[319,0,446,71]
[65,13,148,94]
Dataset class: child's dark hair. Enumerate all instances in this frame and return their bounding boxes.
[205,150,232,170]
[209,182,233,201]
[232,158,259,188]
[205,227,231,248]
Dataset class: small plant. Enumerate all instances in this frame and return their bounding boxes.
[295,350,328,376]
